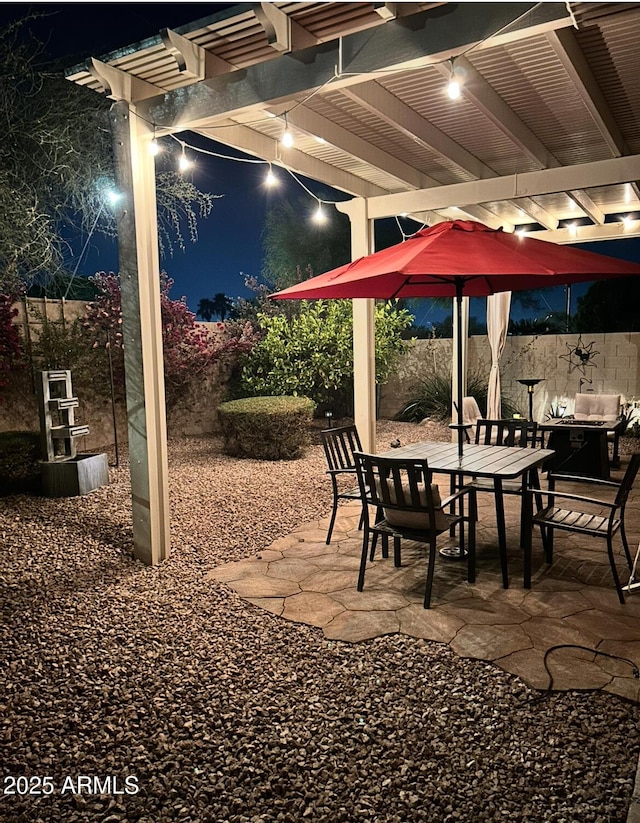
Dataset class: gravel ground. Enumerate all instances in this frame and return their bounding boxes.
[2,419,640,823]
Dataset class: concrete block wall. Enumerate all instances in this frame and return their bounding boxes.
[379,332,640,421]
[5,298,640,437]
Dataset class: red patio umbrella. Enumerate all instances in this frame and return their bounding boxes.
[272,220,640,453]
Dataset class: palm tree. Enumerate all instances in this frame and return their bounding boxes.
[196,298,215,321]
[211,292,235,322]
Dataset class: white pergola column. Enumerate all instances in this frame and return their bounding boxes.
[338,198,376,453]
[110,101,171,565]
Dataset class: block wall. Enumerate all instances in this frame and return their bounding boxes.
[379,332,640,421]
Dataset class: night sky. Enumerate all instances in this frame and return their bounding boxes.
[2,2,326,309]
[2,2,639,322]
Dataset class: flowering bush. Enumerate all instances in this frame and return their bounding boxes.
[82,272,258,406]
[0,294,25,394]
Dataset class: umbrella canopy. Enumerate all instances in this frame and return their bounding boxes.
[272,220,640,454]
[273,220,640,301]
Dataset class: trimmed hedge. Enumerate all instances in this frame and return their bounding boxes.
[0,431,41,495]
[218,396,315,460]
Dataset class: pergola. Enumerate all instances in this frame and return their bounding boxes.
[67,1,640,565]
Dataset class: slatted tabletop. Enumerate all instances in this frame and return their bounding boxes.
[377,441,555,589]
[378,442,554,478]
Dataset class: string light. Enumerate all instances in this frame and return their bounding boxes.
[265,164,278,187]
[149,137,160,156]
[447,74,461,99]
[178,143,192,172]
[106,190,122,206]
[281,113,294,148]
[313,200,327,224]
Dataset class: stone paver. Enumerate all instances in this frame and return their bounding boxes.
[324,609,400,642]
[451,623,532,660]
[397,604,464,642]
[281,591,346,627]
[209,480,640,703]
[227,576,300,598]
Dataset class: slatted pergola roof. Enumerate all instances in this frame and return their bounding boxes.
[67,1,640,242]
[65,2,640,564]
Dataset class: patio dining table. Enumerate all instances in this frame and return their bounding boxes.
[378,440,555,588]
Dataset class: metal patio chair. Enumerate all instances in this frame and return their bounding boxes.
[353,451,477,609]
[531,453,640,604]
[321,424,364,544]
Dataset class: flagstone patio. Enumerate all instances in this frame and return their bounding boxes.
[209,467,640,704]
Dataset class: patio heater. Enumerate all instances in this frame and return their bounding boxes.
[518,378,544,422]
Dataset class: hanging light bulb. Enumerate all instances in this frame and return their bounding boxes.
[447,77,461,100]
[178,143,192,172]
[281,113,294,148]
[446,59,463,100]
[106,190,122,206]
[149,138,160,156]
[265,164,277,187]
[313,200,327,224]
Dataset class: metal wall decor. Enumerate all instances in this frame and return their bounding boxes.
[559,336,600,375]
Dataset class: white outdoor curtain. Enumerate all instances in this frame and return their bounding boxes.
[486,292,512,419]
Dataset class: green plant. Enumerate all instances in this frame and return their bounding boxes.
[0,431,41,495]
[240,299,413,411]
[398,371,520,422]
[217,395,315,460]
[626,420,640,439]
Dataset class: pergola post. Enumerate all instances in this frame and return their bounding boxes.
[110,101,171,565]
[339,198,376,453]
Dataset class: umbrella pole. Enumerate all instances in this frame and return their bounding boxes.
[447,282,467,458]
[440,282,469,562]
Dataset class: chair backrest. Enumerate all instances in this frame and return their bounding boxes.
[615,453,640,507]
[353,451,438,517]
[463,396,483,425]
[574,393,621,421]
[321,424,362,473]
[474,419,534,447]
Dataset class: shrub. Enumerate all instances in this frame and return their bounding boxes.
[240,299,413,413]
[0,431,41,495]
[398,371,520,422]
[218,395,315,460]
[0,294,25,394]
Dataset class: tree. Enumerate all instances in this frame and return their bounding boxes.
[211,292,235,321]
[81,272,257,407]
[196,298,216,322]
[0,294,24,393]
[261,198,351,290]
[572,278,640,332]
[0,19,217,295]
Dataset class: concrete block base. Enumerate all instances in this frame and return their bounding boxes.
[41,453,109,497]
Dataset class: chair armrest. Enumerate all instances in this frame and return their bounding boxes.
[532,488,618,510]
[548,472,620,490]
[440,485,476,509]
